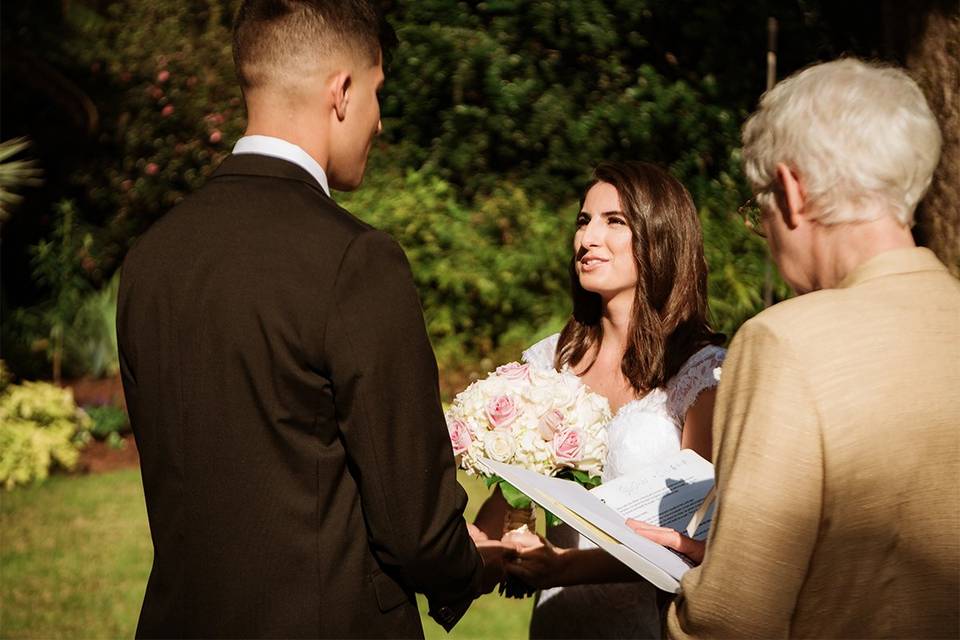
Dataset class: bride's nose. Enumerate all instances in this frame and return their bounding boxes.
[580,218,604,247]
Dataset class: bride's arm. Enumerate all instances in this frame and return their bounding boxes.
[472,485,510,541]
[680,387,716,461]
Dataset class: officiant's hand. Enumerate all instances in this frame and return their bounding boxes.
[502,531,568,590]
[626,519,706,564]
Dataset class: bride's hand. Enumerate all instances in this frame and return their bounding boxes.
[467,522,489,543]
[502,533,569,590]
[626,518,706,564]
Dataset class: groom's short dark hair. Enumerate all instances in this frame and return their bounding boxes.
[233,0,395,91]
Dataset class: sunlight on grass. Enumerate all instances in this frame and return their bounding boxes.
[0,470,152,638]
[0,469,532,639]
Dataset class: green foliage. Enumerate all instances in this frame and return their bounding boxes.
[69,272,121,379]
[6,203,121,380]
[85,404,130,444]
[383,1,745,200]
[484,474,533,510]
[27,200,93,381]
[41,0,245,274]
[340,169,573,364]
[0,361,11,392]
[4,0,804,377]
[0,380,92,490]
[561,468,602,489]
[0,137,43,224]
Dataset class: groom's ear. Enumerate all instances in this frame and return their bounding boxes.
[330,71,351,122]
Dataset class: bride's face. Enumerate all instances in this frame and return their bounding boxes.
[574,182,638,300]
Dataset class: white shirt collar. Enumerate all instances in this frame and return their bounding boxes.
[232,135,331,197]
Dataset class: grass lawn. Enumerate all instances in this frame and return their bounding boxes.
[0,469,532,639]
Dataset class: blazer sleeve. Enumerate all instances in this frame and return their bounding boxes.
[666,318,824,639]
[324,229,483,627]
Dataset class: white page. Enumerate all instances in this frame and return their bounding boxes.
[480,458,693,591]
[591,449,715,540]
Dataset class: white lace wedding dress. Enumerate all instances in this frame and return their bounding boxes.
[521,333,725,639]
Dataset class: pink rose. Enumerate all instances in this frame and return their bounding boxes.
[161,104,175,117]
[485,394,519,430]
[157,70,170,83]
[209,130,222,144]
[495,362,530,381]
[145,162,159,176]
[448,419,472,456]
[537,409,564,441]
[553,428,583,465]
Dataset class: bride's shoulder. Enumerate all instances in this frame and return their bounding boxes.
[680,344,727,375]
[665,344,727,420]
[521,333,561,371]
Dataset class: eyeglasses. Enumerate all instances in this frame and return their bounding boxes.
[738,197,766,238]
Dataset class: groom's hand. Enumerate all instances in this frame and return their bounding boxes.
[467,523,489,543]
[475,541,508,595]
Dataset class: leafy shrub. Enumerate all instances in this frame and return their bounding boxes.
[4,207,122,380]
[0,380,91,490]
[85,404,129,446]
[68,273,121,379]
[340,169,573,366]
[4,0,809,381]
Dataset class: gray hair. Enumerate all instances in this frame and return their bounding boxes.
[742,58,942,226]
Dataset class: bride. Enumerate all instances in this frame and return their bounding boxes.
[473,160,725,639]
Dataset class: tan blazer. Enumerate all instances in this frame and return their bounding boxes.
[668,247,960,638]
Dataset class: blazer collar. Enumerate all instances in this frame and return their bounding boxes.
[210,154,333,202]
[838,247,947,289]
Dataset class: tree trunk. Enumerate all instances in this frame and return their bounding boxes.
[904,5,960,277]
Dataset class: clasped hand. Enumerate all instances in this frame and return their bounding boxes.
[469,524,560,596]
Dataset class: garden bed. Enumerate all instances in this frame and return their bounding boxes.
[78,434,139,474]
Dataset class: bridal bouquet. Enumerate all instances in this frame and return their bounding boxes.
[445,361,611,509]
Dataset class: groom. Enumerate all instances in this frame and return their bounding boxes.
[118,1,502,637]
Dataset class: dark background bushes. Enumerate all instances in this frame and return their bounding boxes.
[1,0,952,381]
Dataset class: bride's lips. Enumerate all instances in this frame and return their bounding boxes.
[579,255,609,273]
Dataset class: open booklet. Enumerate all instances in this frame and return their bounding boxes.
[479,449,715,593]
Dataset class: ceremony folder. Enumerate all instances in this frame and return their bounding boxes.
[479,449,715,593]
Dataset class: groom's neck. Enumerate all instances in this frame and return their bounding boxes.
[243,101,331,171]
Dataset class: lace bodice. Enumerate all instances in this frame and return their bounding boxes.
[521,333,725,639]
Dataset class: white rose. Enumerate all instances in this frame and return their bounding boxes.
[484,430,516,463]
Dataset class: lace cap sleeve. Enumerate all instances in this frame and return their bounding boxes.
[522,333,561,371]
[666,345,726,424]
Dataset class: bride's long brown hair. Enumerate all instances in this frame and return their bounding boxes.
[555,161,724,392]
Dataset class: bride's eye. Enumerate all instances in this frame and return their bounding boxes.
[576,213,590,227]
[608,216,627,226]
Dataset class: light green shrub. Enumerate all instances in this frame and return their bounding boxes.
[0,381,92,490]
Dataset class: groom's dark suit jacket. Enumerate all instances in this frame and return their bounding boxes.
[118,154,482,638]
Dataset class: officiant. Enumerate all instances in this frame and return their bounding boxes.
[631,57,960,638]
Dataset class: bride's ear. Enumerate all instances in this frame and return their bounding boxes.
[331,71,351,122]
